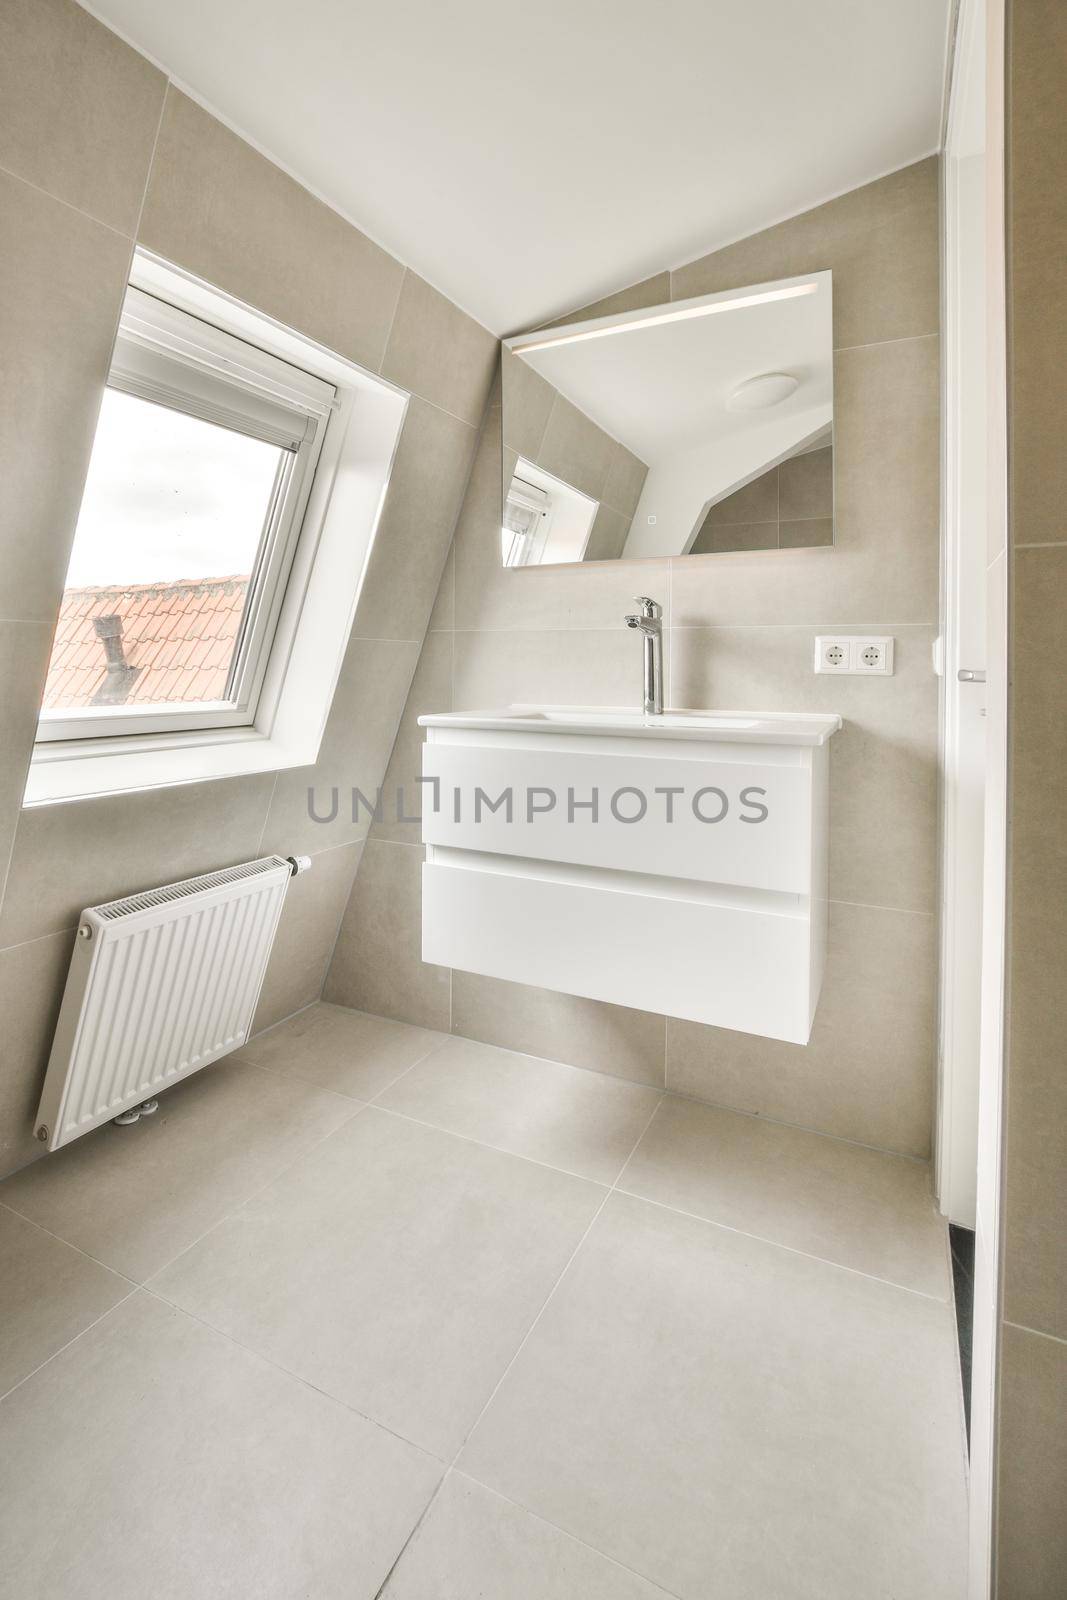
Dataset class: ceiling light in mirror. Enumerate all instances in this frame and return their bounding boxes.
[501,272,833,564]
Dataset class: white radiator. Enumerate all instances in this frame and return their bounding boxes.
[34,856,297,1152]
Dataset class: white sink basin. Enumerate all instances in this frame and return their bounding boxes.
[419,705,841,746]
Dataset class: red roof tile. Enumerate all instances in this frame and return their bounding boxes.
[44,576,250,709]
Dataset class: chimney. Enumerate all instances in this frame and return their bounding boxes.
[90,614,140,706]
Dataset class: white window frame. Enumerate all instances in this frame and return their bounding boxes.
[38,286,337,743]
[27,252,409,806]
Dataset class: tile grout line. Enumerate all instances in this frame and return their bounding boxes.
[132,79,169,240]
[451,1469,688,1600]
[1002,1319,1067,1350]
[609,1184,952,1305]
[0,158,137,243]
[0,1197,139,1289]
[0,1283,143,1408]
[138,1098,370,1291]
[349,1091,948,1306]
[661,1080,933,1162]
[0,1062,371,1312]
[370,1087,667,1599]
[139,1279,444,1465]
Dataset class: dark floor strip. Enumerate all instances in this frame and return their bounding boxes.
[949,1222,975,1446]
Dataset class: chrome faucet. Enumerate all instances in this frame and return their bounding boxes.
[624,596,664,715]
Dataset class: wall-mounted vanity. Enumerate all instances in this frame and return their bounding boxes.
[420,707,841,1044]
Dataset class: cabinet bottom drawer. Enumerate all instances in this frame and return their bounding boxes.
[423,858,820,1044]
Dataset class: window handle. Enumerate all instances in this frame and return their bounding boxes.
[957,669,986,683]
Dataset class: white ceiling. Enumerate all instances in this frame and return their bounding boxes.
[85,0,950,336]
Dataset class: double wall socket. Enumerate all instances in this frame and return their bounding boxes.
[814,635,894,675]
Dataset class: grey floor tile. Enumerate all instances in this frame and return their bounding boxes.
[0,1058,357,1281]
[0,1205,130,1396]
[459,1192,968,1600]
[0,1292,440,1599]
[152,1109,605,1458]
[383,1472,673,1599]
[236,1001,448,1100]
[621,1096,949,1296]
[379,1035,661,1183]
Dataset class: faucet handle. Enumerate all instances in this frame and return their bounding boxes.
[632,596,660,618]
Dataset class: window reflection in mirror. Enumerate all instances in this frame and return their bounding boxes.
[501,272,833,566]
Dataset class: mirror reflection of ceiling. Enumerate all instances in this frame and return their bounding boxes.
[504,274,833,562]
[86,0,950,334]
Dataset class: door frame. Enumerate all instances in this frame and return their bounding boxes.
[939,0,1009,1591]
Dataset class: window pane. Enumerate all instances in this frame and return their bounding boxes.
[43,388,289,713]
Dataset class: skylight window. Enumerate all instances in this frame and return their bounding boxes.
[38,284,336,743]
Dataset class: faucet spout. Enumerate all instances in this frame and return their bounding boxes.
[624,596,664,715]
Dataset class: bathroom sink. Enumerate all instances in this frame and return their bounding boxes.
[418,701,842,1045]
[419,705,841,746]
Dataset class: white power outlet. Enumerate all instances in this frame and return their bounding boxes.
[814,635,894,675]
[815,636,852,673]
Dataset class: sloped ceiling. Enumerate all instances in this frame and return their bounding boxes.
[85,0,950,335]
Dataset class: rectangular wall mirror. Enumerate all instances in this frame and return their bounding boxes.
[501,271,833,566]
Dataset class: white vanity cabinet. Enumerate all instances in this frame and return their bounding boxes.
[419,707,841,1044]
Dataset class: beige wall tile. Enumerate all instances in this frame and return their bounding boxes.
[252,841,364,1034]
[500,348,554,460]
[325,841,450,1031]
[427,544,455,634]
[381,272,497,427]
[1006,0,1067,547]
[672,158,939,353]
[671,625,939,913]
[372,630,453,845]
[780,516,834,548]
[259,636,422,857]
[666,901,936,1157]
[0,774,275,948]
[0,930,76,1178]
[828,200,940,350]
[690,522,779,555]
[603,443,649,518]
[451,972,666,1088]
[778,447,833,520]
[0,0,165,235]
[537,396,617,501]
[352,397,477,642]
[1002,547,1067,1339]
[996,1322,1067,1599]
[705,468,779,525]
[453,626,654,713]
[584,505,632,562]
[0,171,131,623]
[0,623,53,906]
[139,92,404,374]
